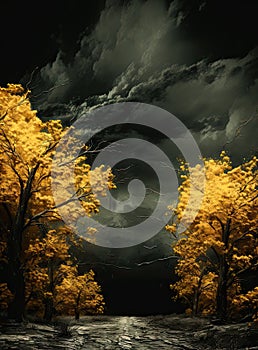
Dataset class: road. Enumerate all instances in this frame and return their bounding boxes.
[0,315,257,349]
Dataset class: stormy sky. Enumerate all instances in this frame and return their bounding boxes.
[1,0,257,162]
[1,0,258,250]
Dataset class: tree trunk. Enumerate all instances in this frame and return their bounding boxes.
[216,255,228,322]
[75,308,80,320]
[216,218,231,322]
[44,262,54,322]
[44,298,54,322]
[192,271,205,316]
[7,227,25,321]
[75,290,82,320]
[192,285,201,316]
[7,260,25,322]
[7,168,38,321]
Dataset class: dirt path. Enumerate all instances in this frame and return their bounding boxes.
[0,315,257,349]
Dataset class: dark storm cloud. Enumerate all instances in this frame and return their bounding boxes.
[33,0,258,163]
[35,0,196,104]
[158,50,258,160]
[87,48,258,161]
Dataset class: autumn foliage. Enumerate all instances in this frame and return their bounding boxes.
[25,228,104,320]
[1,82,257,324]
[166,152,258,322]
[0,84,112,320]
[55,269,105,320]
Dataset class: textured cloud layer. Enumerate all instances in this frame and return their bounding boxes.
[31,0,258,163]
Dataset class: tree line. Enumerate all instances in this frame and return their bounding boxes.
[0,84,257,324]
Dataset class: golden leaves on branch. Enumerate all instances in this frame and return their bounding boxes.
[55,269,105,317]
[167,152,258,320]
[0,84,113,319]
[25,227,105,319]
[0,83,115,230]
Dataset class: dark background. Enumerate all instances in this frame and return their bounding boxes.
[1,0,258,86]
[0,1,104,84]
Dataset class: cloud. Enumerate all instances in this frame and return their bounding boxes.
[31,0,258,163]
[33,0,198,105]
[120,48,258,161]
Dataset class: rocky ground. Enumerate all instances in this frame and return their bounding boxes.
[0,315,258,349]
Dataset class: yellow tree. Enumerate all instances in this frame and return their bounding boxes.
[25,227,74,321]
[232,286,258,324]
[166,152,258,320]
[24,227,104,321]
[55,269,105,320]
[0,84,114,321]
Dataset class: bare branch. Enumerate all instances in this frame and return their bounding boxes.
[25,66,39,91]
[0,92,29,121]
[30,80,69,99]
[78,255,178,270]
[136,255,178,267]
[143,245,157,250]
[223,114,257,150]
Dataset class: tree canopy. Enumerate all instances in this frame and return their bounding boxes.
[0,84,113,320]
[166,152,258,322]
